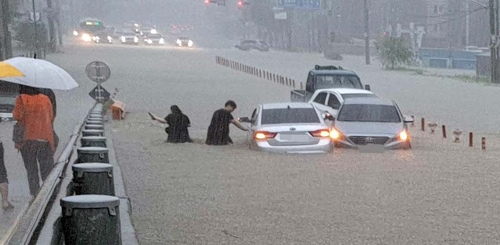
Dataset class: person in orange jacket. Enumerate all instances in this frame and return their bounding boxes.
[13,85,55,200]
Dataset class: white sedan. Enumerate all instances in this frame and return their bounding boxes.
[309,88,377,118]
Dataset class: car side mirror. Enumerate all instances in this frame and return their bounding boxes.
[238,117,252,123]
[365,84,371,91]
[403,116,414,123]
[323,113,335,121]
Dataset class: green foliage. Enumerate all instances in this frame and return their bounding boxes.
[378,37,413,69]
[13,21,48,49]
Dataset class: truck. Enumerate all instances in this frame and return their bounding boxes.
[290,65,370,102]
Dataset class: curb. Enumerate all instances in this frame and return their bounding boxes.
[105,120,139,245]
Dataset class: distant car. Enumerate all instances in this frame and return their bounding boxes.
[120,32,139,45]
[92,31,113,44]
[0,94,16,121]
[234,40,269,51]
[309,88,377,118]
[330,97,413,150]
[239,102,334,153]
[144,34,165,45]
[176,37,193,47]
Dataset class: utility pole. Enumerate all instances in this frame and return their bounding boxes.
[364,0,370,65]
[490,0,499,83]
[1,0,13,59]
[47,0,56,52]
[465,0,469,47]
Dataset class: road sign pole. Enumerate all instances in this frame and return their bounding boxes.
[96,65,102,102]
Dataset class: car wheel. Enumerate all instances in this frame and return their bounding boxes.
[403,141,412,150]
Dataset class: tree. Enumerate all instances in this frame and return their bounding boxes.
[378,36,413,69]
[13,21,48,50]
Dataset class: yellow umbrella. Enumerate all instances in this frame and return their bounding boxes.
[0,61,25,78]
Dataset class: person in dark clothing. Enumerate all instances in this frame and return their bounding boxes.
[206,100,248,145]
[151,105,192,143]
[40,89,58,150]
[0,141,14,210]
[40,89,56,118]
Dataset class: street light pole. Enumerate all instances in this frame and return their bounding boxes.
[364,0,370,65]
[32,0,38,58]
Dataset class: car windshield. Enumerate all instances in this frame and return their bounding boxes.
[341,93,377,100]
[122,32,135,36]
[261,108,320,125]
[148,34,161,38]
[315,75,363,89]
[337,104,401,122]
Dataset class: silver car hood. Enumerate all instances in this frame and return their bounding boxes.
[334,121,403,136]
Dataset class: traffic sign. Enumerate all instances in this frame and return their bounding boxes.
[86,61,111,83]
[89,86,111,102]
[277,0,320,9]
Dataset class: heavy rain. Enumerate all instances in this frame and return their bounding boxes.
[1,0,499,244]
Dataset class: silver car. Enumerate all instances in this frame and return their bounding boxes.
[330,97,413,150]
[239,102,334,153]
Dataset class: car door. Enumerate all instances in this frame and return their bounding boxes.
[248,108,259,148]
[311,92,330,114]
[325,92,342,117]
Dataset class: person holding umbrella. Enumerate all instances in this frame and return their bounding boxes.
[13,85,55,199]
[0,58,78,201]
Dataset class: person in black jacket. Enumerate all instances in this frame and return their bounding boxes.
[40,89,58,149]
[151,105,192,143]
[206,100,248,145]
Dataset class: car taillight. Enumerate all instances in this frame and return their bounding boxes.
[399,131,409,141]
[254,131,276,139]
[329,128,341,140]
[310,129,330,138]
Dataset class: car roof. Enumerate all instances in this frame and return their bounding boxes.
[314,88,373,95]
[261,102,315,110]
[310,69,358,75]
[342,97,394,106]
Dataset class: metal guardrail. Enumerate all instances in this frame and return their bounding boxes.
[4,105,94,245]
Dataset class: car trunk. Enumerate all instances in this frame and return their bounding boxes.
[259,124,327,146]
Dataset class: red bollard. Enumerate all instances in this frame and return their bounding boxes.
[421,118,425,131]
[411,115,415,127]
[469,132,473,147]
[482,137,486,150]
[442,125,447,138]
[300,82,303,90]
[293,80,296,88]
[273,74,276,82]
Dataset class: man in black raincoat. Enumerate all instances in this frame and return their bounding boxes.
[206,100,248,145]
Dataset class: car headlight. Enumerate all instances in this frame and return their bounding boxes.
[82,33,91,42]
[121,36,126,42]
[134,36,139,42]
[147,39,152,44]
[107,36,113,41]
[176,39,181,45]
[151,29,157,34]
[159,38,165,44]
[73,30,79,36]
[188,40,193,47]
